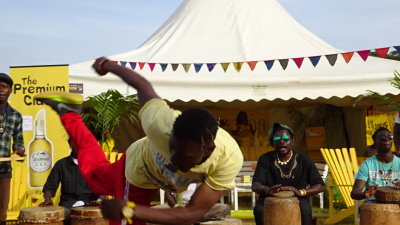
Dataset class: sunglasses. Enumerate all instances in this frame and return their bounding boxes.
[273,136,290,143]
[378,135,393,141]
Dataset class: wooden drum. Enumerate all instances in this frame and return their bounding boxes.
[264,196,301,225]
[375,186,400,203]
[360,203,400,225]
[19,206,64,225]
[70,206,108,225]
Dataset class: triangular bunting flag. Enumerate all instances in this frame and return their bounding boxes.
[111,60,118,64]
[207,63,216,72]
[308,56,321,67]
[120,61,127,67]
[138,62,145,70]
[194,63,203,73]
[247,61,258,71]
[129,62,137,70]
[394,46,400,55]
[160,63,168,72]
[264,60,274,71]
[357,50,371,61]
[279,59,289,70]
[182,64,191,73]
[221,63,230,72]
[292,58,304,69]
[341,52,354,64]
[325,54,338,66]
[148,63,156,71]
[375,47,390,58]
[233,62,243,72]
[171,64,179,71]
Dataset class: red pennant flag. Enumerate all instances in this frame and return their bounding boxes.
[357,50,371,61]
[292,58,304,69]
[148,63,156,71]
[341,52,354,63]
[247,61,258,71]
[138,62,146,70]
[375,47,390,58]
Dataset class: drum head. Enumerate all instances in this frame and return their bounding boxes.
[271,190,294,197]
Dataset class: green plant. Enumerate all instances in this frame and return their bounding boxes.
[82,89,140,152]
[356,70,400,110]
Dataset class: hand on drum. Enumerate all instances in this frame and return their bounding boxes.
[393,181,400,189]
[265,184,282,195]
[100,198,125,220]
[278,186,302,197]
[39,199,54,207]
[363,185,378,198]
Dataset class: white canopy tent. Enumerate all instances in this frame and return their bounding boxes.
[69,0,400,155]
[70,0,400,107]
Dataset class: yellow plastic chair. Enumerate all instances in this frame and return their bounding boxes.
[320,148,359,225]
[6,158,29,221]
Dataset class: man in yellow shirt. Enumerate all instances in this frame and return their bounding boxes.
[34,57,243,225]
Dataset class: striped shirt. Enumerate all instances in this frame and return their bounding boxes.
[0,104,24,176]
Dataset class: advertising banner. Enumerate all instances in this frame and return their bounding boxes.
[365,112,396,151]
[10,65,70,189]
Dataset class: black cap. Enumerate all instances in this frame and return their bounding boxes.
[0,73,13,86]
[268,122,295,145]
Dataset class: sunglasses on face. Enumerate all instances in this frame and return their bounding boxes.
[273,136,290,143]
[378,135,393,141]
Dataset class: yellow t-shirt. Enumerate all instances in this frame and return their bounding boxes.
[125,99,243,193]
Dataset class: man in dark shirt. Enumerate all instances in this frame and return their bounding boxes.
[40,141,98,214]
[0,73,25,225]
[251,123,326,225]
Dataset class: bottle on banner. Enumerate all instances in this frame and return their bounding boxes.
[28,109,54,188]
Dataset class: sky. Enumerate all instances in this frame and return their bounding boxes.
[0,0,399,73]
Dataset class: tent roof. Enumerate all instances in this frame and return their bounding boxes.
[69,0,400,106]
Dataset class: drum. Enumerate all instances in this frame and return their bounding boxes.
[375,186,400,203]
[264,196,301,225]
[19,206,64,225]
[360,203,400,225]
[70,206,108,225]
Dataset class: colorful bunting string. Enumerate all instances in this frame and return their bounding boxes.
[115,45,399,73]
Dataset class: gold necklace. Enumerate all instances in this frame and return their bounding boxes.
[277,151,293,165]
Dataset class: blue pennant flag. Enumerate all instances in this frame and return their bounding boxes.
[394,46,400,54]
[207,63,216,72]
[160,63,168,72]
[120,61,127,67]
[309,56,321,67]
[264,60,274,71]
[194,63,203,73]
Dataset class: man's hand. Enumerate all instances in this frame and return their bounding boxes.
[100,198,126,220]
[393,181,400,190]
[265,184,282,195]
[12,148,25,157]
[39,199,53,207]
[93,57,111,76]
[363,185,378,198]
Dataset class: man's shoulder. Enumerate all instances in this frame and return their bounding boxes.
[7,105,22,116]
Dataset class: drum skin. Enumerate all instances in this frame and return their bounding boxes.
[360,203,400,225]
[375,186,400,203]
[19,206,64,225]
[264,197,301,225]
[70,206,108,225]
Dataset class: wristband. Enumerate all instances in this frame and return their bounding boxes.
[122,201,136,224]
[299,189,307,196]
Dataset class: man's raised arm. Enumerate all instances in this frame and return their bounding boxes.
[92,57,160,106]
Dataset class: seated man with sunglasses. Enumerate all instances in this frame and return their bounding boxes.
[351,127,400,203]
[251,122,326,225]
